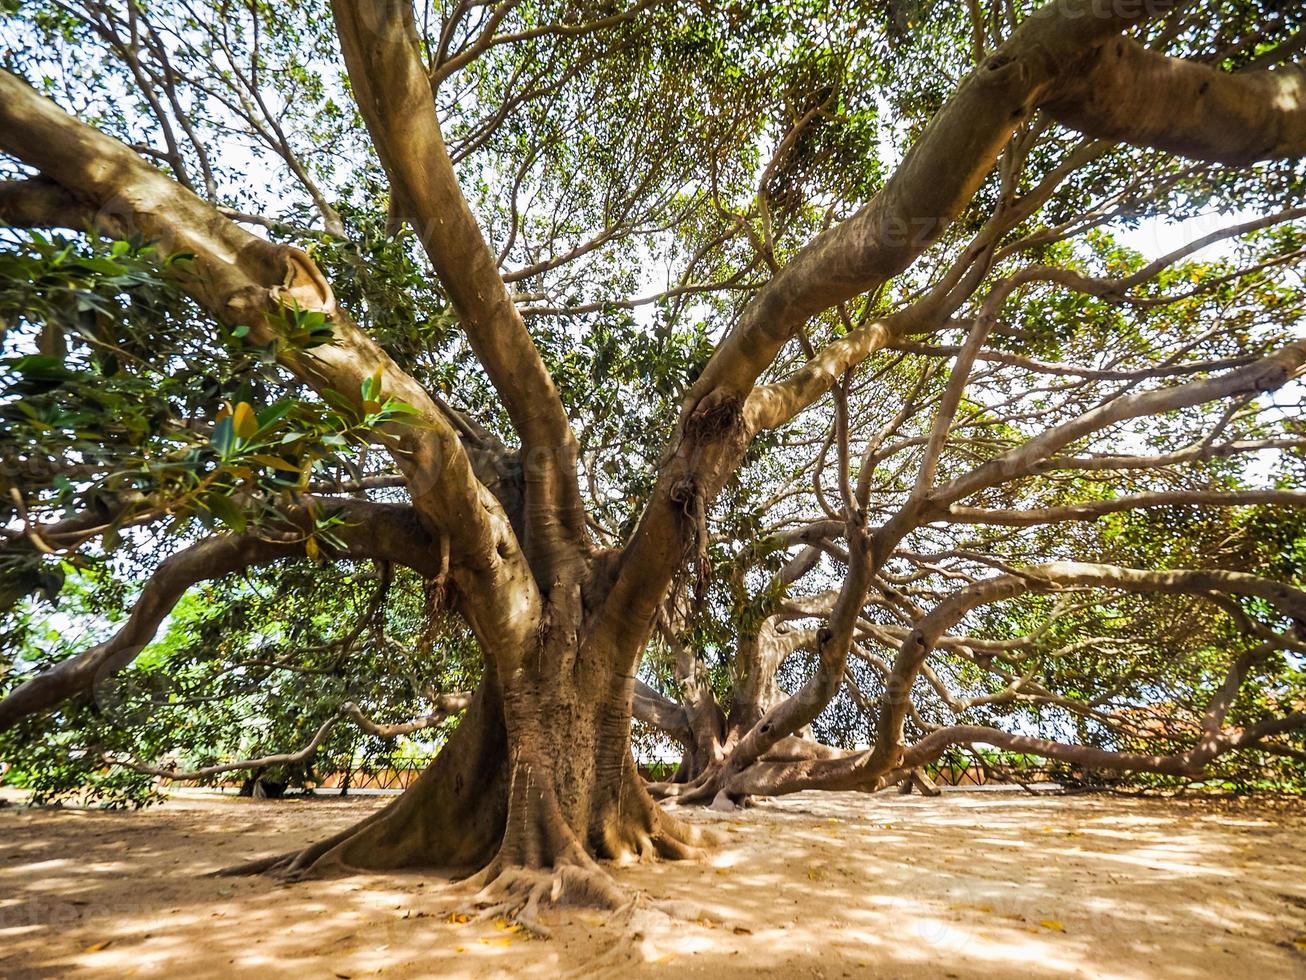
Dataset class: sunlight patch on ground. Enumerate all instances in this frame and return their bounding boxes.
[1,788,1303,978]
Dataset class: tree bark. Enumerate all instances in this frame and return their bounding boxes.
[226,681,510,877]
[8,0,1306,924]
[229,572,707,927]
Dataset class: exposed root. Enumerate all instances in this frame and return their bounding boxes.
[707,790,734,813]
[459,758,715,935]
[212,817,375,879]
[646,763,723,806]
[905,767,942,797]
[469,860,631,938]
[216,689,508,880]
[643,780,677,800]
[602,786,718,863]
[212,854,284,878]
[210,784,455,880]
[558,897,721,978]
[665,775,726,807]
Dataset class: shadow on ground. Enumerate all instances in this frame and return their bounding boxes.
[1,788,1303,978]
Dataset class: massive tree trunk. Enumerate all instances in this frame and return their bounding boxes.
[231,565,706,924]
[231,680,509,878]
[0,29,706,922]
[486,602,705,874]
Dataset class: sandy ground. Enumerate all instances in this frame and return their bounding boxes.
[1,788,1304,979]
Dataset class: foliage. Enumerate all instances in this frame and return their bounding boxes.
[1,0,1304,806]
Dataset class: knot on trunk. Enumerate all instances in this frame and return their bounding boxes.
[225,241,337,326]
[669,477,697,512]
[683,389,744,443]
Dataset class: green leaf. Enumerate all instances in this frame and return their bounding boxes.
[210,416,235,457]
[319,388,357,419]
[256,400,295,430]
[9,354,70,377]
[204,493,246,532]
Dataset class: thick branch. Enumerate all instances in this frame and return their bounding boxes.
[608,0,1181,643]
[869,562,1306,774]
[107,716,340,781]
[340,694,472,737]
[632,679,691,743]
[332,0,588,580]
[0,177,90,228]
[111,692,476,782]
[902,716,1306,777]
[1045,38,1306,165]
[945,490,1306,526]
[0,69,541,656]
[931,340,1306,507]
[685,0,1176,410]
[0,500,441,733]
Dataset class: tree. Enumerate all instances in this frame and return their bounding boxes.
[1,0,1305,924]
[638,222,1306,801]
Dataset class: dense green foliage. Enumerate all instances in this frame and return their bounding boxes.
[2,0,1305,804]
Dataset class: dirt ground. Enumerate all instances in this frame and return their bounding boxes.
[1,787,1304,979]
